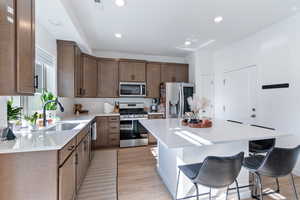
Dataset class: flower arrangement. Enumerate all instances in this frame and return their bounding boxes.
[187,96,210,116]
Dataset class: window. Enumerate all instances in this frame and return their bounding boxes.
[12,47,56,115]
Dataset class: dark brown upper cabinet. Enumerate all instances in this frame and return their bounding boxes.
[146,62,161,98]
[119,60,146,82]
[81,54,98,98]
[161,63,189,83]
[0,0,35,95]
[57,40,83,97]
[97,59,119,98]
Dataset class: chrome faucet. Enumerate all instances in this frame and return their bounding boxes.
[43,98,64,127]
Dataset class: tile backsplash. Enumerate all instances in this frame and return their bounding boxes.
[75,98,153,114]
[0,97,8,128]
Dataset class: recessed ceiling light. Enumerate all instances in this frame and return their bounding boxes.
[214,16,223,24]
[115,0,126,7]
[185,41,192,46]
[115,33,122,38]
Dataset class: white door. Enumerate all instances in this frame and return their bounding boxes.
[223,66,258,124]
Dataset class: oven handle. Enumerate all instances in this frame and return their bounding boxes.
[120,118,148,121]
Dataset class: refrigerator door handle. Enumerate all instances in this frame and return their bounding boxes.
[179,86,184,118]
[178,86,182,118]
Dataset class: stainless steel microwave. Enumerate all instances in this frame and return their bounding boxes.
[119,82,146,97]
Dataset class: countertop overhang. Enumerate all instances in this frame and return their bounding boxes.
[140,118,291,149]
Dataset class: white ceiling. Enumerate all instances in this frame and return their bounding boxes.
[38,0,300,57]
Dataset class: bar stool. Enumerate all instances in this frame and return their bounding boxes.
[249,138,277,194]
[243,146,300,200]
[175,152,244,200]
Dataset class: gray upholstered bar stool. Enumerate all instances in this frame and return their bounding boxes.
[175,152,244,200]
[243,146,300,200]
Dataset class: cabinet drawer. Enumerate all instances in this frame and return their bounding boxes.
[109,126,120,134]
[59,137,77,166]
[109,134,120,146]
[108,116,120,122]
[148,114,164,119]
[77,125,89,145]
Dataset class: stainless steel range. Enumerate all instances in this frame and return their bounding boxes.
[119,102,149,147]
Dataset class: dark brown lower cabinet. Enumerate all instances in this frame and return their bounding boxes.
[76,134,90,191]
[59,151,76,200]
[93,116,120,149]
[0,124,92,200]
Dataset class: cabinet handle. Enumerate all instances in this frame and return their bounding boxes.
[34,75,39,89]
[68,145,75,151]
[75,153,78,165]
[131,75,135,80]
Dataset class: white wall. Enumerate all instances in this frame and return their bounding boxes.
[191,13,300,174]
[36,24,75,117]
[93,50,187,64]
[0,97,8,128]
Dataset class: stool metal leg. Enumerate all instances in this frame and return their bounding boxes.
[175,170,181,200]
[225,187,229,200]
[209,188,212,200]
[275,178,280,193]
[255,173,264,200]
[235,179,241,200]
[194,183,199,200]
[290,174,299,200]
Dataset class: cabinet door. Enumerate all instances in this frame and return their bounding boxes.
[76,140,85,192]
[74,46,82,97]
[0,0,16,95]
[82,55,98,97]
[119,61,146,82]
[146,63,161,98]
[16,0,35,94]
[94,117,108,148]
[59,151,76,200]
[57,41,76,97]
[161,63,189,83]
[175,64,189,82]
[98,60,119,97]
[161,63,177,82]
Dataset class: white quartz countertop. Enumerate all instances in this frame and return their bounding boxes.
[0,113,119,154]
[139,119,291,149]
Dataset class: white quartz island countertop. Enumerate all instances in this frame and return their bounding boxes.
[139,118,291,148]
[0,113,120,154]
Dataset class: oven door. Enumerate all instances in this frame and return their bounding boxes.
[119,82,146,97]
[120,120,148,147]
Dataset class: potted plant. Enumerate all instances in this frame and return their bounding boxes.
[24,112,39,130]
[41,90,58,120]
[7,98,23,129]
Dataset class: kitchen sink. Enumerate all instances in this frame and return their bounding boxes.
[45,123,81,132]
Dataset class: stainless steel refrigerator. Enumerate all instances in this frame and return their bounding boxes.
[160,82,195,118]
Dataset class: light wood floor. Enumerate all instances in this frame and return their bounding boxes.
[78,150,117,200]
[118,146,300,200]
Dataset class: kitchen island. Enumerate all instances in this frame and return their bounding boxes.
[139,118,291,199]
